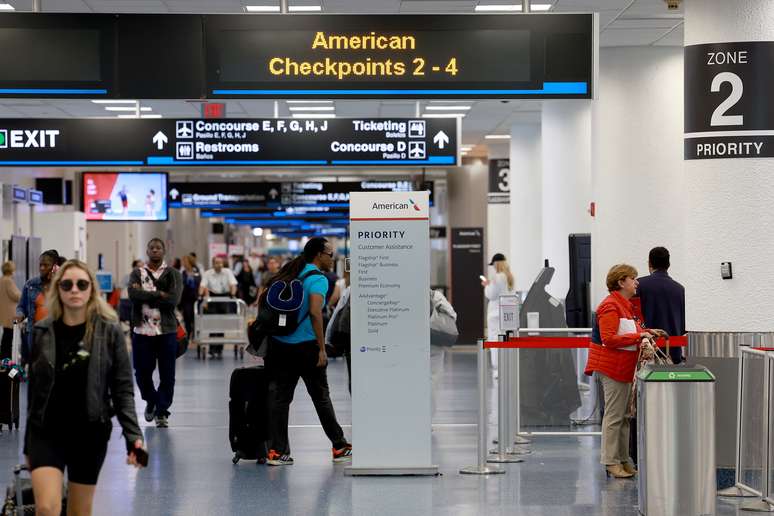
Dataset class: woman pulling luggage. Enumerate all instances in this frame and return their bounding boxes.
[25,260,146,516]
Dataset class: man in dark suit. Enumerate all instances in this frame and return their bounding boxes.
[636,247,686,364]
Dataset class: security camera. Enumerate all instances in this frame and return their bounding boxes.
[663,0,680,9]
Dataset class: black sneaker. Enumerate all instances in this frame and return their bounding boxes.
[144,403,155,423]
[155,415,169,428]
[266,449,294,466]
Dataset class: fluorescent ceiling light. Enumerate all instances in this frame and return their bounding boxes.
[104,106,152,112]
[285,100,333,104]
[0,4,15,10]
[461,146,474,150]
[475,4,552,11]
[91,100,138,104]
[117,114,163,118]
[485,134,511,139]
[244,5,280,12]
[288,106,334,111]
[425,105,471,111]
[289,5,322,11]
[291,113,336,119]
[421,113,466,119]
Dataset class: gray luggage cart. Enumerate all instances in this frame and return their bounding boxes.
[194,298,248,359]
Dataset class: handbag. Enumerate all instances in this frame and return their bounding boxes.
[429,290,458,347]
[175,312,188,359]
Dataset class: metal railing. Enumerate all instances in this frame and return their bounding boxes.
[719,347,774,512]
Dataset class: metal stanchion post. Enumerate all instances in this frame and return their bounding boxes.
[512,327,531,446]
[488,335,524,463]
[460,339,505,475]
[740,353,774,512]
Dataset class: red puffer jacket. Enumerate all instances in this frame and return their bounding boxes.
[584,291,643,383]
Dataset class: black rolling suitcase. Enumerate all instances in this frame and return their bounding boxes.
[0,369,20,432]
[229,366,270,464]
[2,465,67,516]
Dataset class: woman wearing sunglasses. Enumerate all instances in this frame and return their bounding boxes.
[25,260,146,516]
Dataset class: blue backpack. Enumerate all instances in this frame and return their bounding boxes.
[247,269,323,355]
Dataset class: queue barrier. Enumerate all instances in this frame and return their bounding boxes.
[459,329,688,476]
[719,347,774,512]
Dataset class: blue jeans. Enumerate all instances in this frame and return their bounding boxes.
[132,333,177,417]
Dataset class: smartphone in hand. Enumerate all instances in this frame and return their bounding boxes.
[131,447,149,467]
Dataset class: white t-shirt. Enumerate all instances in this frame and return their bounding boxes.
[201,268,237,295]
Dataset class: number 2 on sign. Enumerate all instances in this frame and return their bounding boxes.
[710,72,744,126]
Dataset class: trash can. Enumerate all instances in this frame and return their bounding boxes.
[637,364,716,516]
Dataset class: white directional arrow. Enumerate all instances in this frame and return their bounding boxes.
[152,131,168,150]
[433,130,449,149]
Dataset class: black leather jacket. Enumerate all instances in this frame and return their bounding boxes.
[26,317,143,451]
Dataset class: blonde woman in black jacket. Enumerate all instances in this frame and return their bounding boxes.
[25,260,146,516]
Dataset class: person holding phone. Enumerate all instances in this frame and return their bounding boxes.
[15,249,61,364]
[481,253,516,370]
[25,260,146,516]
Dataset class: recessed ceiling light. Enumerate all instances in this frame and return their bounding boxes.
[104,106,152,112]
[289,5,322,12]
[286,100,333,104]
[244,5,280,12]
[485,134,511,139]
[475,4,552,11]
[91,100,138,104]
[0,4,15,10]
[425,105,472,111]
[421,113,466,119]
[288,106,334,111]
[291,113,336,119]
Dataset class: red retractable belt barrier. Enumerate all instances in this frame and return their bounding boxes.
[483,335,688,349]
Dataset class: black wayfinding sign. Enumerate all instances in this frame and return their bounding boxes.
[685,42,774,159]
[488,159,510,204]
[0,118,457,167]
[451,227,485,345]
[0,13,592,100]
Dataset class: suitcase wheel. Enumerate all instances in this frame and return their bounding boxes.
[232,454,240,465]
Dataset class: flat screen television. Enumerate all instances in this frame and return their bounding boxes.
[83,172,168,221]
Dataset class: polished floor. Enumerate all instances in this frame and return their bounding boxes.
[0,348,752,515]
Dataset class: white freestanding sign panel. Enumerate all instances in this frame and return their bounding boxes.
[348,191,437,475]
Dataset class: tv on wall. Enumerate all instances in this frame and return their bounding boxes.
[83,172,168,221]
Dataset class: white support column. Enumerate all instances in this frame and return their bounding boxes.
[684,0,774,334]
[590,47,685,305]
[509,122,542,292]
[541,100,592,299]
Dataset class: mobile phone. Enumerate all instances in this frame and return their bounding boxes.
[131,447,149,467]
[479,275,487,282]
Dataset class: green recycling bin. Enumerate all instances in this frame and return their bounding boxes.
[637,364,716,516]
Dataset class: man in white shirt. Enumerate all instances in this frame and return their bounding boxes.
[199,256,238,357]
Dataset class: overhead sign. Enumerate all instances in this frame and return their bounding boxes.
[0,13,592,100]
[0,118,457,168]
[488,158,510,204]
[207,14,592,99]
[349,191,436,475]
[168,180,431,208]
[685,42,774,159]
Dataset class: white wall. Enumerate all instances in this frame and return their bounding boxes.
[591,46,685,305]
[541,100,592,299]
[509,123,542,291]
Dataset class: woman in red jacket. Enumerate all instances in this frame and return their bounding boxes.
[585,264,656,479]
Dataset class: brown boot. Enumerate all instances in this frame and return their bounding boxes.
[605,464,634,478]
[622,462,637,475]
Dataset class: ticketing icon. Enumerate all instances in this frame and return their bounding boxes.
[408,141,426,159]
[176,121,194,139]
[176,142,194,160]
[408,120,426,138]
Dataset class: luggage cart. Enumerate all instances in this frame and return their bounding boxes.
[194,298,248,359]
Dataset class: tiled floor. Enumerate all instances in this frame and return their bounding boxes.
[0,348,752,515]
